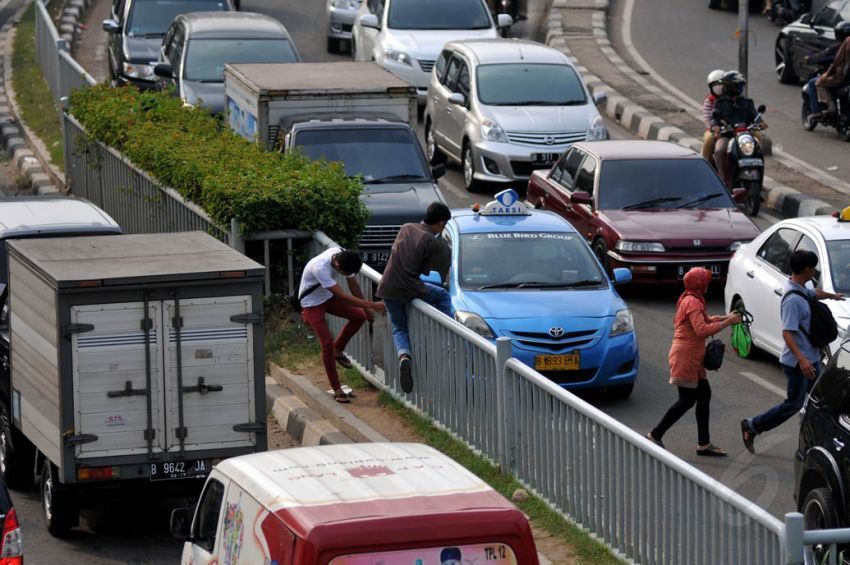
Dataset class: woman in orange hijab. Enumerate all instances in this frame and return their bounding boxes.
[646,268,742,456]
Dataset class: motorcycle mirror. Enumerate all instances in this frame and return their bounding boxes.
[757,104,766,113]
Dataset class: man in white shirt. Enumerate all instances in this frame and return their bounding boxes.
[299,248,385,402]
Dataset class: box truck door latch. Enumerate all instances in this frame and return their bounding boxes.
[62,323,94,336]
[107,380,149,398]
[64,433,98,446]
[233,423,265,434]
[230,313,263,325]
[181,376,223,395]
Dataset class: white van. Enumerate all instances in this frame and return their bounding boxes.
[171,442,540,564]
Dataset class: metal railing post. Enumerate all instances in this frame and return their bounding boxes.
[785,512,804,565]
[229,218,245,253]
[495,337,511,471]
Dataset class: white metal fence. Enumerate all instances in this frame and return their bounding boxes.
[35,0,97,104]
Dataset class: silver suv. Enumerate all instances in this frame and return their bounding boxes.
[424,39,607,191]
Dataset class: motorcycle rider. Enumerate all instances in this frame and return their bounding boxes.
[711,71,766,189]
[701,69,726,166]
[803,26,844,117]
[815,22,850,116]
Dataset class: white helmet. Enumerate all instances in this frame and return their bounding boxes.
[707,69,725,86]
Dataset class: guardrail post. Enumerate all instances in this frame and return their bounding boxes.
[495,337,512,471]
[229,218,245,254]
[785,512,804,564]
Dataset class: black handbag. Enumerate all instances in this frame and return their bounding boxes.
[703,338,725,371]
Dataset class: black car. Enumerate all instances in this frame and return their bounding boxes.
[795,341,850,553]
[102,0,234,88]
[0,477,22,563]
[775,0,847,84]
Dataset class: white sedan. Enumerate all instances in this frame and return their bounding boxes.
[724,215,850,359]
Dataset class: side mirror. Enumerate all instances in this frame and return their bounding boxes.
[757,104,766,114]
[359,13,380,30]
[102,19,120,33]
[431,163,446,180]
[496,14,513,28]
[570,191,592,206]
[420,270,443,286]
[153,62,174,79]
[731,187,747,202]
[612,268,632,285]
[170,507,192,541]
[801,13,812,25]
[592,91,608,106]
[448,92,466,107]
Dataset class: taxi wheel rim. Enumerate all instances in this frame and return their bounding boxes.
[426,126,436,160]
[463,148,474,187]
[775,41,787,78]
[43,471,54,520]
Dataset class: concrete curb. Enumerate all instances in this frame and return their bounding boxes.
[546,1,836,218]
[265,376,354,446]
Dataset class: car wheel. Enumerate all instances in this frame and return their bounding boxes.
[592,239,611,275]
[741,179,761,217]
[801,99,818,131]
[41,458,78,537]
[775,37,798,84]
[803,488,839,564]
[426,121,446,165]
[462,143,480,192]
[708,0,722,9]
[0,406,35,489]
[837,120,850,142]
[607,383,634,399]
[327,37,340,54]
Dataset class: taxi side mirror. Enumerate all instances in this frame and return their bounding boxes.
[570,191,592,206]
[170,507,192,541]
[448,92,466,107]
[612,268,632,285]
[420,271,442,286]
[731,187,747,203]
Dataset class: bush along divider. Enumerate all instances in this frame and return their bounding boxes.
[68,84,370,247]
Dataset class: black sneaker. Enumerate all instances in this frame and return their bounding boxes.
[740,419,755,454]
[399,356,413,393]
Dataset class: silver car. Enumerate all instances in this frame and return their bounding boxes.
[424,39,608,191]
[326,0,363,53]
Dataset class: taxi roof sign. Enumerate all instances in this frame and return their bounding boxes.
[480,189,530,216]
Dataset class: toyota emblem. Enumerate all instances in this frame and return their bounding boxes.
[549,327,565,338]
[543,136,555,145]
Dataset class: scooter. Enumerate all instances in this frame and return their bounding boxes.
[802,83,850,141]
[718,104,767,217]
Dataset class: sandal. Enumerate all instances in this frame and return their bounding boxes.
[696,444,727,457]
[335,354,353,369]
[333,389,350,404]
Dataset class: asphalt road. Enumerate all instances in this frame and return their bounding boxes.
[618,0,850,187]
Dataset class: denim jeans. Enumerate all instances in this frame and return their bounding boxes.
[749,363,817,434]
[383,283,452,358]
[805,76,821,114]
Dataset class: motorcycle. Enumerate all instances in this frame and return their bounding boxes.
[767,0,812,25]
[718,104,767,217]
[802,82,850,141]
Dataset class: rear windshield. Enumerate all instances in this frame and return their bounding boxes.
[184,38,298,81]
[477,64,586,106]
[597,159,735,210]
[294,127,431,188]
[127,0,230,37]
[387,0,492,30]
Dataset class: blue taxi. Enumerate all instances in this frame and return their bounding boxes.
[442,189,639,397]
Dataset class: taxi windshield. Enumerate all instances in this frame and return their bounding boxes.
[459,232,605,290]
[827,240,850,294]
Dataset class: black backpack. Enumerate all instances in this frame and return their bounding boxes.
[784,289,838,348]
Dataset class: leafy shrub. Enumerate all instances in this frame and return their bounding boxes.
[68,85,369,247]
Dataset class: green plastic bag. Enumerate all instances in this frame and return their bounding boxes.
[731,322,752,358]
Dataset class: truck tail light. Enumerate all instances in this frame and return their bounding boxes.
[77,466,121,481]
[0,508,23,562]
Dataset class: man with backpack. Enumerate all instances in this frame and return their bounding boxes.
[741,250,843,453]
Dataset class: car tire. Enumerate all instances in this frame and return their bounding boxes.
[0,406,36,489]
[592,239,611,275]
[462,143,480,193]
[426,121,446,165]
[351,37,358,61]
[741,179,761,217]
[803,488,839,563]
[41,458,79,538]
[775,37,798,84]
[801,99,818,131]
[608,383,634,399]
[327,37,340,54]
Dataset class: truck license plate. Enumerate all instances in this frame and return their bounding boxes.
[532,152,558,165]
[534,353,579,371]
[150,459,210,481]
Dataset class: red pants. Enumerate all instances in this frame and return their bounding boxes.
[302,296,366,391]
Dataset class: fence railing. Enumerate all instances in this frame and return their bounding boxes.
[35,0,97,105]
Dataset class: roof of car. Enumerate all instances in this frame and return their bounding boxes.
[0,196,121,239]
[445,38,569,66]
[783,216,850,242]
[215,443,511,522]
[571,140,701,160]
[176,11,290,39]
[451,207,578,234]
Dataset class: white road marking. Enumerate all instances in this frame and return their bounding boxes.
[739,371,786,398]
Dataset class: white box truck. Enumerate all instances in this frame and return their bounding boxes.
[0,231,266,536]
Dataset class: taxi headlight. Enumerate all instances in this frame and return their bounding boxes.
[728,240,748,252]
[385,49,412,67]
[481,119,508,143]
[123,61,155,80]
[738,134,755,156]
[611,309,634,336]
[454,311,494,339]
[615,240,665,253]
[587,115,608,141]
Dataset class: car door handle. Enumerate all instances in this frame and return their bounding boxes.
[834,438,845,451]
[746,270,755,278]
[774,288,783,296]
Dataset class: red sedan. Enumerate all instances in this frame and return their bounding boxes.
[526,140,761,284]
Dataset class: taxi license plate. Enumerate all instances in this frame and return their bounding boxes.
[678,264,721,279]
[532,152,558,165]
[534,353,579,371]
[150,459,209,481]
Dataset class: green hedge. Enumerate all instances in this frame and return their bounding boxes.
[68,85,369,247]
